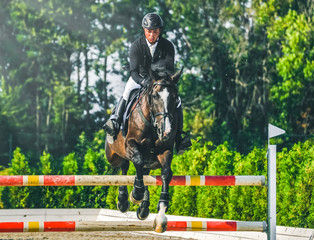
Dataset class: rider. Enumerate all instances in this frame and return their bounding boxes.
[103,13,191,154]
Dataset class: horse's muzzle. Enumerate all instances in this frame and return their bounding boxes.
[157,126,172,141]
[154,113,174,142]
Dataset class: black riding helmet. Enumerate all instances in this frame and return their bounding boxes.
[142,13,163,30]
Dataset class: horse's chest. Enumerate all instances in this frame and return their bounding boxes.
[141,143,162,169]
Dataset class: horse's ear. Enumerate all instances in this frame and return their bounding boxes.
[171,67,183,84]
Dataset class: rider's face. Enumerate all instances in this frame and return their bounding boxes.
[143,28,160,44]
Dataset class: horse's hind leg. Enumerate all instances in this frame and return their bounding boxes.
[117,159,130,213]
[136,169,151,220]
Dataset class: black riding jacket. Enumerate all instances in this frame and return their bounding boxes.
[129,35,175,84]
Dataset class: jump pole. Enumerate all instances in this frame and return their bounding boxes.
[0,220,267,232]
[0,175,265,187]
[267,124,285,240]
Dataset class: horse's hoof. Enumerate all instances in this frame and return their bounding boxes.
[153,216,168,233]
[136,203,150,220]
[129,191,143,205]
[117,200,130,213]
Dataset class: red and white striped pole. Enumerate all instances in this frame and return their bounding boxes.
[0,221,267,232]
[0,175,265,186]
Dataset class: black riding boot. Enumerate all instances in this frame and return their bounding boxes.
[103,97,126,139]
[175,105,192,155]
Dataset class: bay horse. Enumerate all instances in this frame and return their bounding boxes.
[105,68,183,233]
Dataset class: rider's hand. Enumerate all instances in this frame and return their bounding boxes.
[140,77,151,88]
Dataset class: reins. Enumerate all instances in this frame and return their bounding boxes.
[130,80,177,135]
[130,87,150,112]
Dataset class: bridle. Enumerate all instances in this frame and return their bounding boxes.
[149,82,178,137]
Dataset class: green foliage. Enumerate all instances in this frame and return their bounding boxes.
[79,147,108,208]
[62,153,78,175]
[166,0,272,153]
[1,0,313,160]
[57,152,80,208]
[196,143,235,219]
[277,141,313,228]
[0,0,312,229]
[105,186,119,210]
[227,149,267,221]
[267,9,314,134]
[6,148,31,208]
[168,140,311,228]
[40,151,52,175]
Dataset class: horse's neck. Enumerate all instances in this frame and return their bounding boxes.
[140,94,151,121]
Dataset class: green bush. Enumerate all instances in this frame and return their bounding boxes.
[168,139,311,228]
[277,141,313,228]
[6,148,31,208]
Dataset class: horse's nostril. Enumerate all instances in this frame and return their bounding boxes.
[164,128,171,135]
[163,129,171,139]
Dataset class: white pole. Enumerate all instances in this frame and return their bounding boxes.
[267,123,285,240]
[267,144,276,240]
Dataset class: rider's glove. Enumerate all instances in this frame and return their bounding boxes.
[140,77,151,88]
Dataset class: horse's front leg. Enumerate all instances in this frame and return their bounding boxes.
[154,150,173,233]
[117,159,130,213]
[127,140,145,204]
[137,168,151,220]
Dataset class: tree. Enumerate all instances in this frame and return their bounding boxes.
[0,0,83,160]
[268,9,313,136]
[164,0,270,152]
[254,0,313,144]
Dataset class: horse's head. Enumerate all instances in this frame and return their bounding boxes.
[149,68,183,142]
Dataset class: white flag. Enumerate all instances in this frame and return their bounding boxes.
[268,124,285,139]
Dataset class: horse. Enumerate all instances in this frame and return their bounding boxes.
[105,68,183,233]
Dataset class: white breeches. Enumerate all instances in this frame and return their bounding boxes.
[122,77,141,101]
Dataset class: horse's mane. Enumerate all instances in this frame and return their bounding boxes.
[144,60,178,97]
[151,59,175,79]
